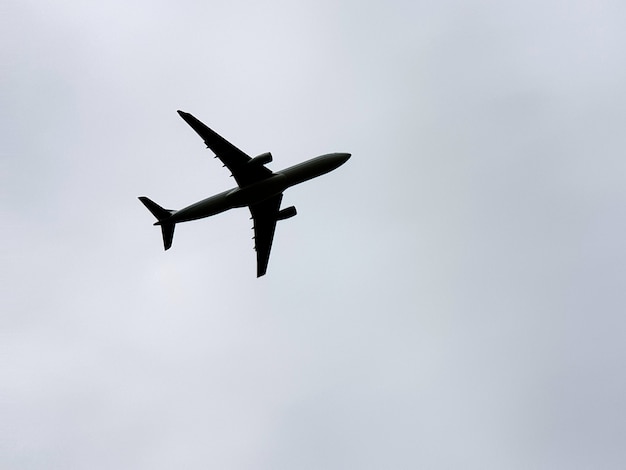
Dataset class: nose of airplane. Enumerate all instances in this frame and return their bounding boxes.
[336,152,351,165]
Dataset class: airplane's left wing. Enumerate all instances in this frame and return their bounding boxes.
[249,194,283,277]
[177,110,272,187]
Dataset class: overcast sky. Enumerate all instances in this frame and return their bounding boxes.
[3,0,626,469]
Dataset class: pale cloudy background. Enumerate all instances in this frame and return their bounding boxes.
[2,0,626,468]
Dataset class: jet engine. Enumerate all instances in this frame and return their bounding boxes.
[249,152,273,166]
[277,206,297,221]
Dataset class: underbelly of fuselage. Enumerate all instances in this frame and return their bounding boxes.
[225,174,288,208]
[171,174,288,223]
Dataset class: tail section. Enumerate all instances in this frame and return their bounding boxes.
[159,223,175,251]
[139,196,173,221]
[138,196,176,250]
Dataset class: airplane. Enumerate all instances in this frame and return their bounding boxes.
[139,110,350,277]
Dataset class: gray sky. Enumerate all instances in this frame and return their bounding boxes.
[3,0,626,468]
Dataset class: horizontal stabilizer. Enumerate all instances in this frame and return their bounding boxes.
[138,196,174,222]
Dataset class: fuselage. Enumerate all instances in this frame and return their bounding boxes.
[164,152,350,225]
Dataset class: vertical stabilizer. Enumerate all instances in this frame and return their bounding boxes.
[160,223,175,251]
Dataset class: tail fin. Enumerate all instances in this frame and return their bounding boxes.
[138,196,176,250]
[159,223,175,251]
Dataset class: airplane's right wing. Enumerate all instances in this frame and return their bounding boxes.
[249,194,283,277]
[177,110,273,187]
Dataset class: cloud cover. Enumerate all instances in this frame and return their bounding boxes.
[3,0,626,468]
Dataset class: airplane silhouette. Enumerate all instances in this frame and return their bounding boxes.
[139,111,350,277]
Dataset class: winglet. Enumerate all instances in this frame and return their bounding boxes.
[177,110,197,128]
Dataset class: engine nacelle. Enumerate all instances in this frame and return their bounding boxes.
[277,206,297,221]
[248,152,273,166]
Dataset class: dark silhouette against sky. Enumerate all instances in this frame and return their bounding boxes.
[4,1,626,469]
[140,111,350,277]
